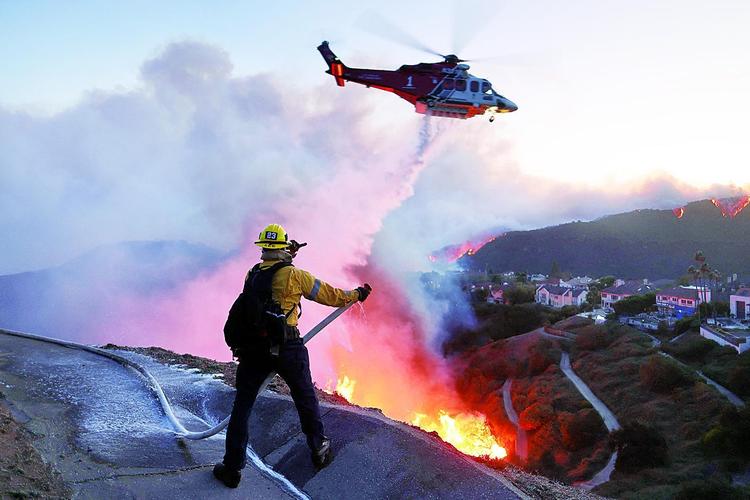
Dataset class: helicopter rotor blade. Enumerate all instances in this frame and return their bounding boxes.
[451,0,501,55]
[358,12,446,59]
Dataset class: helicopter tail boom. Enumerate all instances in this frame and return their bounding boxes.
[317,41,346,87]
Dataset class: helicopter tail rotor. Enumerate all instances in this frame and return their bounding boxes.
[318,41,347,87]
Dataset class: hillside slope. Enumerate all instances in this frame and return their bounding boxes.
[463,200,750,278]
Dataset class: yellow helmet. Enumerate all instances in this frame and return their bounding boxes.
[255,223,290,249]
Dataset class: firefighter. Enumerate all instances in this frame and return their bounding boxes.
[214,223,371,488]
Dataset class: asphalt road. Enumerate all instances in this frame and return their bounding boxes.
[0,330,524,499]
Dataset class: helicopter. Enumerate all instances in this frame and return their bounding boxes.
[317,41,517,122]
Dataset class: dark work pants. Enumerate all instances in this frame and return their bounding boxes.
[223,338,325,471]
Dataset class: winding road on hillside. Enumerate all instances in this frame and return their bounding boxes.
[657,352,745,408]
[0,329,525,499]
[559,352,620,490]
[560,353,620,432]
[501,379,528,462]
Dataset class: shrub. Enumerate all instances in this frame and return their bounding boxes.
[639,355,693,393]
[504,284,536,305]
[575,325,611,351]
[506,305,545,336]
[561,409,604,451]
[729,365,750,398]
[527,338,561,375]
[519,402,554,431]
[655,320,671,338]
[674,315,700,335]
[609,421,668,472]
[702,406,750,463]
[675,480,741,500]
[667,336,716,363]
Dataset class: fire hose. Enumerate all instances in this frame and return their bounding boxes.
[0,301,355,439]
[1,303,356,500]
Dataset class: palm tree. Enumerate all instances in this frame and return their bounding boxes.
[689,252,712,324]
[688,265,701,324]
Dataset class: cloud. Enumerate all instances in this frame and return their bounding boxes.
[0,41,418,274]
[372,122,749,274]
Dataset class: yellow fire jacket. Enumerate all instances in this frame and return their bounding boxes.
[246,260,359,327]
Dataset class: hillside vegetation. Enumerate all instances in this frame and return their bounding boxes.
[463,199,750,278]
[447,306,750,498]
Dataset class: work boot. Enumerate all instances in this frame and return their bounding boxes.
[213,463,241,488]
[311,437,332,469]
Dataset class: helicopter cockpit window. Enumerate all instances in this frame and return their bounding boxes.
[455,79,467,91]
[443,79,455,90]
[482,81,492,93]
[470,80,479,92]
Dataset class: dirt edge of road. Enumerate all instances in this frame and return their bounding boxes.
[0,392,71,499]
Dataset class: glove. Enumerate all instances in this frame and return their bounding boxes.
[231,346,246,362]
[288,240,307,258]
[356,283,372,302]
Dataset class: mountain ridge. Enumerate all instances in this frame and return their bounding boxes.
[462,199,750,279]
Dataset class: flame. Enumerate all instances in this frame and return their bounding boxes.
[429,234,498,264]
[326,372,508,460]
[322,375,357,402]
[412,411,507,460]
[711,195,750,218]
[335,375,356,402]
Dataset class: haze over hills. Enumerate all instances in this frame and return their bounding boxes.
[462,199,750,279]
[0,240,224,340]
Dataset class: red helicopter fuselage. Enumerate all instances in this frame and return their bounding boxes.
[317,41,517,120]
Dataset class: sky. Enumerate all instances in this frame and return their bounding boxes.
[2,0,750,274]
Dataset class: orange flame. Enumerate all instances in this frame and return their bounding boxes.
[323,376,357,402]
[412,410,507,459]
[711,196,750,218]
[335,375,356,402]
[324,372,508,460]
[429,235,498,264]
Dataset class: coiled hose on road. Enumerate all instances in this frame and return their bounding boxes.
[0,302,356,498]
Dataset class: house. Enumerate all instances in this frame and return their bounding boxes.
[487,284,514,304]
[601,281,655,311]
[730,288,750,320]
[536,285,588,308]
[529,274,548,283]
[656,287,711,319]
[700,321,750,354]
[559,276,594,289]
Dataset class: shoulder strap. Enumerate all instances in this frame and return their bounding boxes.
[244,262,294,295]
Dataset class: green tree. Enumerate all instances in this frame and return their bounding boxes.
[613,293,656,316]
[587,289,602,308]
[596,276,616,289]
[550,260,561,279]
[505,284,536,305]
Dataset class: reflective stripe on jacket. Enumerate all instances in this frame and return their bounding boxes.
[245,259,359,327]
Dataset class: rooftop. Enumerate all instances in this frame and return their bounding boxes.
[657,287,703,300]
[603,282,654,296]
